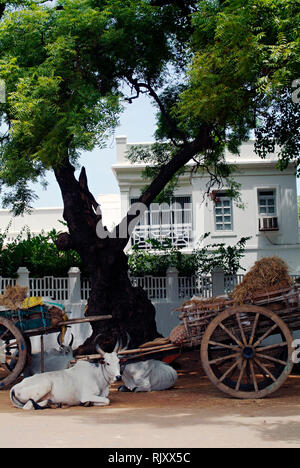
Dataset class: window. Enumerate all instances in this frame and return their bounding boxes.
[130,196,192,248]
[258,190,276,216]
[214,193,233,231]
[130,196,192,227]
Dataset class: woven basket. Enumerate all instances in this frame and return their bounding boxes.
[170,324,187,345]
[177,297,233,347]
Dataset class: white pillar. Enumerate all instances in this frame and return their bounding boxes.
[115,135,128,163]
[68,267,81,304]
[166,267,179,302]
[16,267,30,295]
[212,268,225,297]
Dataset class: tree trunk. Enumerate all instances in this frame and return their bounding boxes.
[54,160,160,355]
[74,250,160,355]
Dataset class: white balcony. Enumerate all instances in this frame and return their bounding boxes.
[131,223,193,249]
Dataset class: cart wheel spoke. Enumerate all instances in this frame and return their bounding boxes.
[208,340,239,351]
[5,353,19,361]
[236,313,247,345]
[256,342,288,352]
[218,322,243,347]
[3,340,17,349]
[0,329,10,341]
[253,323,279,348]
[209,353,240,366]
[249,313,260,346]
[256,353,287,366]
[253,358,277,383]
[249,360,258,393]
[219,359,243,383]
[235,360,247,392]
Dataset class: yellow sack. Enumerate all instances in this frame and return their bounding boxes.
[60,311,68,344]
[21,296,43,309]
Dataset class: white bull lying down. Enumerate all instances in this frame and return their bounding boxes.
[10,338,123,410]
[119,359,178,392]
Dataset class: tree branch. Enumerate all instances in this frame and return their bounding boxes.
[54,158,103,252]
[78,167,101,214]
[126,77,187,146]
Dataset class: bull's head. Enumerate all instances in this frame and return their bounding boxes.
[57,332,74,355]
[94,333,130,383]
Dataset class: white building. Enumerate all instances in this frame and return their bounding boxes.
[0,194,121,243]
[112,136,300,274]
[0,135,299,274]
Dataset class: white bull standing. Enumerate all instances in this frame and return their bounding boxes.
[10,338,123,410]
[119,359,178,393]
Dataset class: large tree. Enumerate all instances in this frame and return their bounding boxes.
[0,0,299,352]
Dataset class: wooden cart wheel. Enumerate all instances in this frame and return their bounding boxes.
[0,317,27,389]
[201,305,294,399]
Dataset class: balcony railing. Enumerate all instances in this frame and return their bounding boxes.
[131,223,193,249]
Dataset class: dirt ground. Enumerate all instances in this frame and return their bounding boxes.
[1,351,300,448]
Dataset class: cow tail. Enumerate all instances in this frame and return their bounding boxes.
[10,390,47,410]
[10,389,25,409]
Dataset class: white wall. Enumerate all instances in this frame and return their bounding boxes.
[0,194,121,242]
[0,208,64,242]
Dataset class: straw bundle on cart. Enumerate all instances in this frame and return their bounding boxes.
[0,285,28,310]
[0,285,67,329]
[232,256,293,305]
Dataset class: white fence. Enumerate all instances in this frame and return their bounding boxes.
[178,275,213,299]
[131,276,167,300]
[0,266,248,304]
[3,267,300,305]
[0,277,16,294]
[29,277,69,302]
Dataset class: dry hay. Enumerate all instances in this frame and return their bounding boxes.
[139,337,170,348]
[232,256,294,305]
[176,295,231,313]
[0,285,28,310]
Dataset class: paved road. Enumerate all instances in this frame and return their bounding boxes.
[1,352,300,448]
[1,397,300,448]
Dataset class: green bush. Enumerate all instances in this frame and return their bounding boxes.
[128,235,251,277]
[0,226,82,278]
[128,239,198,277]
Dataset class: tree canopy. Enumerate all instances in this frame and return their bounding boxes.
[0,0,298,216]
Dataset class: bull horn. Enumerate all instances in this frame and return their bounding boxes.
[57,332,63,347]
[120,332,131,352]
[68,333,74,348]
[113,338,120,353]
[94,334,105,357]
[96,344,105,357]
